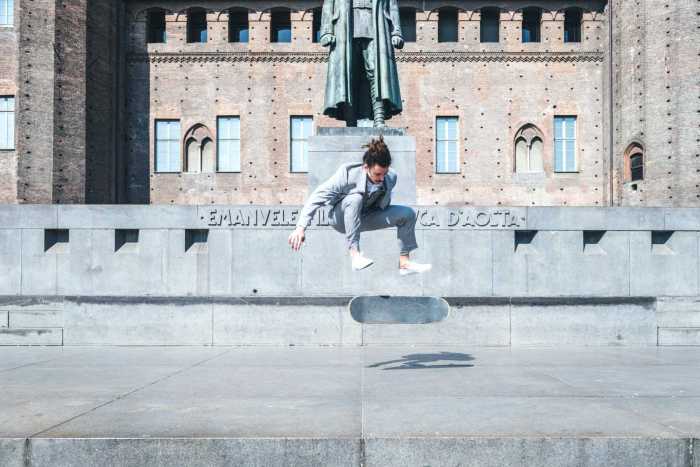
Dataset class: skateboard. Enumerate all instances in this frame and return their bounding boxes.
[349,296,449,324]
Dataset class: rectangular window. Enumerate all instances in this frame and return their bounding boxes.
[217,116,240,172]
[155,120,181,173]
[290,116,313,173]
[0,0,13,26]
[436,117,459,173]
[0,96,14,150]
[554,116,577,172]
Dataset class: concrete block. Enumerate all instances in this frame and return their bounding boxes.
[630,231,699,296]
[207,229,233,295]
[57,205,201,229]
[299,229,350,295]
[213,304,347,345]
[230,229,300,296]
[20,229,57,295]
[9,309,63,328]
[62,300,212,345]
[0,310,7,327]
[526,207,666,231]
[27,438,360,467]
[658,328,700,346]
[510,300,657,346]
[364,437,691,467]
[0,205,58,229]
[163,229,209,295]
[492,230,528,296]
[361,304,509,345]
[0,229,21,294]
[0,328,63,345]
[663,208,700,230]
[56,229,97,295]
[0,438,24,467]
[528,231,630,296]
[421,230,493,296]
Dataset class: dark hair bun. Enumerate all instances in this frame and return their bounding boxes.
[362,135,392,168]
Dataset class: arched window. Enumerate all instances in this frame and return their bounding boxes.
[229,8,249,43]
[183,125,214,173]
[625,143,644,182]
[147,9,166,43]
[514,124,544,173]
[480,7,499,43]
[438,8,458,43]
[312,8,322,43]
[270,8,292,43]
[522,7,541,43]
[187,8,207,43]
[399,7,417,43]
[564,8,582,43]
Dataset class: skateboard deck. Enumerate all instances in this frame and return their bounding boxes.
[349,296,449,324]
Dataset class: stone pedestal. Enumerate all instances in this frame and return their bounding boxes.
[307,127,416,205]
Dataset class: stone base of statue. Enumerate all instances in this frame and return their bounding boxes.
[307,127,416,205]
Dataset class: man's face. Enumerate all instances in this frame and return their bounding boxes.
[365,164,389,184]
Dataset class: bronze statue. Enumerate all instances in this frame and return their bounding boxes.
[319,0,404,127]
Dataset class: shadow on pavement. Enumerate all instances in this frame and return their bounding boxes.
[367,351,475,370]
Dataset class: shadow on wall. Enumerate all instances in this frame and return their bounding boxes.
[367,352,475,370]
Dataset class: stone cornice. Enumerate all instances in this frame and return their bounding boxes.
[128,50,604,64]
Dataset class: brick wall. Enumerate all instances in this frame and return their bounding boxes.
[124,0,609,206]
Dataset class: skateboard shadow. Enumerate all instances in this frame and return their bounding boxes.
[367,352,475,370]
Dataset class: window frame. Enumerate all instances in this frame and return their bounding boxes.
[187,8,208,43]
[154,119,182,173]
[228,8,250,43]
[146,9,167,44]
[522,7,541,43]
[480,7,500,43]
[270,8,292,43]
[216,116,241,173]
[435,116,460,174]
[0,96,15,151]
[564,7,582,43]
[290,116,313,173]
[553,116,578,173]
[0,0,13,27]
[437,7,459,43]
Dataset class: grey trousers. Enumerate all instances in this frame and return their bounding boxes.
[331,193,418,255]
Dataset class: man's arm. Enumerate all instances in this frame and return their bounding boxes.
[296,165,347,229]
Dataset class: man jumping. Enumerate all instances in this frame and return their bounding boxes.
[287,137,432,275]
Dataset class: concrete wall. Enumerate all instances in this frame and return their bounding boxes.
[1,205,699,346]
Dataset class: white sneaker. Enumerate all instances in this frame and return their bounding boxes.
[351,254,374,271]
[399,261,432,276]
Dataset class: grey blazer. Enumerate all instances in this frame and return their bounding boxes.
[296,162,397,229]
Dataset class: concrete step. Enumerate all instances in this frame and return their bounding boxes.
[0,295,699,346]
[1,437,696,467]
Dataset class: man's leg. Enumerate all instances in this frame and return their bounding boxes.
[359,205,418,255]
[331,193,365,252]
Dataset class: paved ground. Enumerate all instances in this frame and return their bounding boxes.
[1,345,699,439]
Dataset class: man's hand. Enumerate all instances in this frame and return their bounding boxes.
[288,226,306,251]
[391,35,404,49]
[320,34,336,47]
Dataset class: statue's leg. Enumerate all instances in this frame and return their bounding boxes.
[363,39,385,128]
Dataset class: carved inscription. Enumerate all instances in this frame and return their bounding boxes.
[203,207,525,229]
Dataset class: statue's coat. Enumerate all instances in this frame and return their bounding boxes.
[320,0,403,121]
